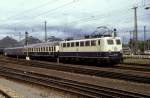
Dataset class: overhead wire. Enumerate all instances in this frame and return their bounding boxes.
[0,0,76,26]
[28,0,77,19]
[69,7,132,26]
[1,0,149,38]
[0,0,78,38]
[1,0,60,21]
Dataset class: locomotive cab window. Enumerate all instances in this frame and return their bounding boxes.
[116,39,121,45]
[107,40,114,45]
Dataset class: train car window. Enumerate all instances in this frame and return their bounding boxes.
[107,40,114,45]
[46,47,48,51]
[71,42,74,47]
[41,47,43,52]
[54,47,56,51]
[67,43,70,47]
[47,47,49,51]
[44,47,46,52]
[91,40,96,46]
[43,47,45,52]
[116,39,121,45]
[63,43,66,47]
[98,40,101,45]
[52,47,53,52]
[49,47,51,51]
[76,42,79,47]
[51,47,52,52]
[46,47,48,52]
[80,41,84,46]
[39,48,40,52]
[42,47,43,52]
[85,41,90,46]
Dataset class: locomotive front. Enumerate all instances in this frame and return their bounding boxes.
[100,37,123,63]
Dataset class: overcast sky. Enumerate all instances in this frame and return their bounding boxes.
[0,0,149,42]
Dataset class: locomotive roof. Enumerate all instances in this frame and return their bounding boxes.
[61,37,121,43]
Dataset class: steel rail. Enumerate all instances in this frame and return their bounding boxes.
[0,59,150,84]
[0,66,149,98]
[0,90,12,98]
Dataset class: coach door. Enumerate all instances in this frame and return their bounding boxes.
[97,39,101,51]
[75,42,79,56]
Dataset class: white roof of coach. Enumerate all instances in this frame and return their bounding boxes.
[5,46,25,50]
[25,41,60,48]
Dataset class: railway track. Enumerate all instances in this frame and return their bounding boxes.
[114,64,150,72]
[1,57,150,72]
[0,57,150,84]
[0,90,12,98]
[0,66,149,98]
[1,57,150,71]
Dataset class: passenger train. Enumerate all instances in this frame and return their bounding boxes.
[4,36,123,64]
